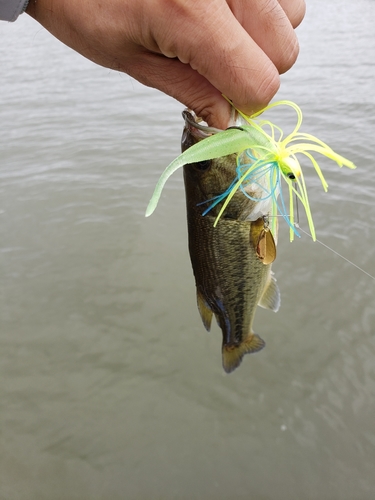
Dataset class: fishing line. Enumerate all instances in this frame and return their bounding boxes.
[295,190,300,225]
[294,224,375,281]
[292,187,375,281]
[268,186,375,281]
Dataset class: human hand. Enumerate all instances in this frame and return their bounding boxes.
[26,0,305,128]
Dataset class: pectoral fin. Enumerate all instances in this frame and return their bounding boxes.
[222,334,265,374]
[196,288,213,331]
[259,272,280,312]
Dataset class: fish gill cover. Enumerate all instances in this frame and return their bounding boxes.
[146,100,356,241]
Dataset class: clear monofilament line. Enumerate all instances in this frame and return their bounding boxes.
[295,224,375,281]
[283,192,374,281]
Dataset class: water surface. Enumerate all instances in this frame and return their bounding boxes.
[1,1,375,498]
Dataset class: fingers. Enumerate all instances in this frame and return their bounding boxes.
[26,0,305,130]
[278,0,306,28]
[227,0,300,75]
[148,0,304,124]
[124,0,305,127]
[120,51,233,129]
[149,0,283,118]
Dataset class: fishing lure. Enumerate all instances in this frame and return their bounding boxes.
[145,100,356,241]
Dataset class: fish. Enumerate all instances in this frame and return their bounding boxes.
[181,110,281,374]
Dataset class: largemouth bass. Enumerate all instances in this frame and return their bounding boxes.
[182,110,280,374]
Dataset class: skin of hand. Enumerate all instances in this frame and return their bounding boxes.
[26,0,305,129]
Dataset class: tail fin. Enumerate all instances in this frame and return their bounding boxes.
[222,334,265,374]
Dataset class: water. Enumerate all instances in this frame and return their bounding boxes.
[1,1,375,498]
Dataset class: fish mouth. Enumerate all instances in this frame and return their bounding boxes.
[182,110,223,140]
[182,109,249,140]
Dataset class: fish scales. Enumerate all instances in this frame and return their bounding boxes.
[182,113,280,373]
[186,208,270,342]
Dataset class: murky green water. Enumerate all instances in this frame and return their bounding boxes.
[1,1,375,498]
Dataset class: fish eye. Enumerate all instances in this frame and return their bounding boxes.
[287,173,296,180]
[193,160,211,171]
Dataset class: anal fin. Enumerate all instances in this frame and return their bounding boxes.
[196,288,213,331]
